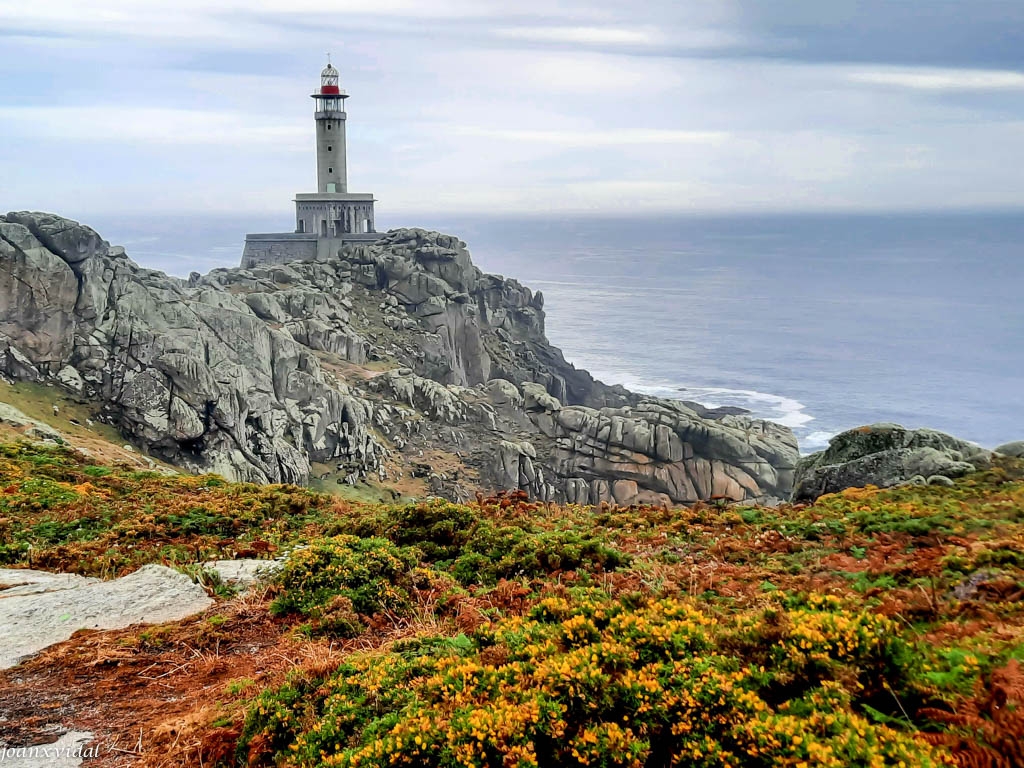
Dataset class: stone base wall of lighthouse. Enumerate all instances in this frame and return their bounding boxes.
[241,234,319,269]
[296,201,375,238]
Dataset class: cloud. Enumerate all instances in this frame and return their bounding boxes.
[0,0,587,44]
[452,127,728,147]
[726,0,1024,69]
[0,106,307,147]
[848,67,1024,91]
[4,0,1024,218]
[493,26,661,46]
[490,23,751,52]
[422,48,685,96]
[0,2,275,45]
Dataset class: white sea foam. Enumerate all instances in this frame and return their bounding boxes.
[671,386,815,429]
[583,369,834,453]
[800,431,836,452]
[620,381,815,430]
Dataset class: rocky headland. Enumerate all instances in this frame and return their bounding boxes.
[0,211,799,506]
[4,213,1024,768]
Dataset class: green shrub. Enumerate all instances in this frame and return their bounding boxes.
[270,536,420,635]
[242,593,943,768]
[974,546,1024,570]
[739,507,763,524]
[156,506,241,537]
[378,500,479,561]
[452,525,629,585]
[335,500,629,586]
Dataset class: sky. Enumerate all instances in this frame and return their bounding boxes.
[2,0,1024,218]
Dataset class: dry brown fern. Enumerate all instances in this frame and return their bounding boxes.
[918,660,1024,768]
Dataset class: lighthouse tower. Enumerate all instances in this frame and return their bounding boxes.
[313,60,348,193]
[241,57,378,268]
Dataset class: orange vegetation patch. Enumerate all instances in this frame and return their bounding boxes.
[0,582,493,767]
[3,447,1024,767]
[0,591,293,767]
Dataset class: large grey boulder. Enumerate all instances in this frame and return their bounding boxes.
[0,212,385,485]
[4,211,108,264]
[370,371,799,506]
[792,424,991,502]
[995,441,1024,458]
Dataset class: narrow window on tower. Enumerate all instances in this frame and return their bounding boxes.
[329,167,334,173]
[328,146,333,152]
[327,123,332,130]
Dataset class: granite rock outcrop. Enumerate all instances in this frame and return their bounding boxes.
[0,212,799,504]
[792,423,992,502]
[995,441,1024,459]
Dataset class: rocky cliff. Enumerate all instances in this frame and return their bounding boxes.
[0,212,799,504]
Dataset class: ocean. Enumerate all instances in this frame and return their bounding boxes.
[85,211,1024,453]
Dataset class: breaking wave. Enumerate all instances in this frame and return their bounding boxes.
[587,372,831,454]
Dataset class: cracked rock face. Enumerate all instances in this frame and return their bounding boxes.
[0,212,799,504]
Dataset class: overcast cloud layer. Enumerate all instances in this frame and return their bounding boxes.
[2,0,1023,217]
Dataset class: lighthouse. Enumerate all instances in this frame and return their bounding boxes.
[241,58,378,268]
[313,60,348,194]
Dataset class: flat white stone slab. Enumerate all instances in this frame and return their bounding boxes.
[0,570,89,599]
[203,558,281,588]
[0,565,213,669]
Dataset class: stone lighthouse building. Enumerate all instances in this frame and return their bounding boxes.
[241,60,378,267]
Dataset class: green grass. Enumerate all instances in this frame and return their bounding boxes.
[0,379,124,446]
